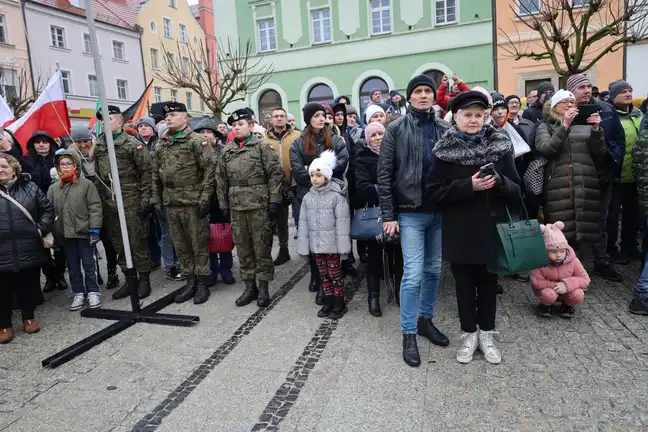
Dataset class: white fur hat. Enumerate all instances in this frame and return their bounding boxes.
[551,89,576,109]
[308,150,337,181]
[364,104,385,124]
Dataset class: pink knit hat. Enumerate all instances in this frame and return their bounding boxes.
[364,122,385,142]
[540,221,568,250]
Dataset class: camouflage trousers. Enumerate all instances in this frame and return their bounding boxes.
[166,206,210,276]
[231,208,274,281]
[103,206,152,273]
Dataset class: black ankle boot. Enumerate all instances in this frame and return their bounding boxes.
[235,280,258,307]
[257,280,270,307]
[417,317,449,346]
[193,276,210,305]
[315,285,324,305]
[112,277,135,300]
[367,271,382,317]
[317,296,334,317]
[106,268,119,289]
[137,272,151,299]
[174,275,197,303]
[402,334,421,367]
[328,296,347,320]
[273,247,291,266]
[43,278,56,293]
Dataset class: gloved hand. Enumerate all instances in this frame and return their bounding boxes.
[221,209,231,223]
[197,203,210,219]
[268,203,280,220]
[138,204,153,219]
[89,229,101,246]
[553,282,567,295]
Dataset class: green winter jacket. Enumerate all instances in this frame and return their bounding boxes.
[618,106,643,183]
[47,178,103,239]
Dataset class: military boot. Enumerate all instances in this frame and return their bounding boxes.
[367,271,382,317]
[174,275,197,303]
[112,278,135,300]
[106,268,119,289]
[235,280,258,307]
[257,280,270,307]
[193,276,211,305]
[273,247,291,266]
[138,272,151,299]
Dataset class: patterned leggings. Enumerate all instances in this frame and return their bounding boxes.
[314,254,344,298]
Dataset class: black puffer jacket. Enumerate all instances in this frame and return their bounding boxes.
[26,131,57,194]
[377,109,451,221]
[354,147,379,208]
[0,173,55,272]
[290,131,349,201]
[522,101,545,123]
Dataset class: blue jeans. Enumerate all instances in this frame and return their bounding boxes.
[398,212,443,334]
[64,238,99,294]
[155,207,179,272]
[210,252,233,278]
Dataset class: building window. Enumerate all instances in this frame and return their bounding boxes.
[150,48,159,69]
[88,75,99,97]
[200,99,205,112]
[163,17,172,38]
[257,19,276,52]
[181,57,190,75]
[525,78,551,96]
[83,33,92,53]
[435,0,457,25]
[258,89,282,121]
[573,0,589,6]
[359,77,388,110]
[150,21,156,32]
[169,0,176,7]
[0,69,17,100]
[61,70,71,94]
[519,0,541,15]
[186,92,193,110]
[112,41,125,60]
[179,24,187,43]
[307,84,333,105]
[50,25,66,48]
[423,69,445,88]
[154,86,163,103]
[117,79,128,100]
[0,16,7,44]
[311,8,331,44]
[70,0,85,9]
[370,0,391,35]
[170,88,178,102]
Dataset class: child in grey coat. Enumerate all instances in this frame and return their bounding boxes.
[297,150,351,319]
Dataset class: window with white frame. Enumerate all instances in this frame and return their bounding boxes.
[112,41,125,60]
[163,17,172,38]
[257,18,276,52]
[61,70,71,94]
[154,86,163,103]
[83,33,92,53]
[186,92,193,111]
[169,0,176,7]
[88,75,99,97]
[179,23,187,43]
[311,8,331,44]
[150,48,159,69]
[519,0,541,15]
[170,88,178,102]
[370,0,391,35]
[181,57,190,75]
[573,0,589,6]
[117,79,128,100]
[70,0,85,9]
[435,0,457,25]
[200,99,205,112]
[0,16,7,44]
[0,68,17,100]
[50,25,66,48]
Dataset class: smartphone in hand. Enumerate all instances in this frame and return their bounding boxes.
[479,162,495,178]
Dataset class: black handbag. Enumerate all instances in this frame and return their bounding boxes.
[350,206,382,240]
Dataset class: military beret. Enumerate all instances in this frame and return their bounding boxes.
[227,108,253,126]
[163,101,187,114]
[96,105,121,121]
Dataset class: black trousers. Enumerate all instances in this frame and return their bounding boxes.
[450,263,498,333]
[41,248,66,279]
[0,267,40,328]
[274,203,290,248]
[607,182,641,254]
[100,227,118,270]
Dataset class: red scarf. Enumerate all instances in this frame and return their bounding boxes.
[59,168,79,189]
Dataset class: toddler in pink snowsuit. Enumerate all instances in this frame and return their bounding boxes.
[530,221,590,319]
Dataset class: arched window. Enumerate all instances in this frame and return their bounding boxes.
[307,83,334,105]
[424,69,445,88]
[258,89,282,122]
[359,77,388,111]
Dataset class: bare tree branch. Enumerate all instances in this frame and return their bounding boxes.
[0,62,45,118]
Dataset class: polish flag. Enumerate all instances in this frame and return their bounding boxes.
[8,70,70,152]
[0,95,15,128]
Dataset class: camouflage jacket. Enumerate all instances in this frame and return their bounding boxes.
[216,135,282,211]
[151,127,214,207]
[631,125,648,215]
[94,131,152,210]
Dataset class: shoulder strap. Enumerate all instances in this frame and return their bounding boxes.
[0,189,36,226]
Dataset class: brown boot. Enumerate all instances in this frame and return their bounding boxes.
[0,328,14,344]
[23,320,40,334]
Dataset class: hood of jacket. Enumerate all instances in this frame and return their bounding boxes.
[26,131,57,159]
[432,124,512,166]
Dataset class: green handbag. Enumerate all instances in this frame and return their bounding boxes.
[487,198,548,276]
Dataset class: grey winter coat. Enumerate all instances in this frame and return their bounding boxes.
[535,112,607,244]
[297,178,351,255]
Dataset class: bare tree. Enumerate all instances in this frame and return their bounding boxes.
[500,0,648,77]
[0,66,45,118]
[156,38,274,118]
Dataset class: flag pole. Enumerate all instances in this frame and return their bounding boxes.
[41,0,199,369]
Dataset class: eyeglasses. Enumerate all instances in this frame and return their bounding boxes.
[59,162,75,167]
[559,100,576,106]
[508,101,521,106]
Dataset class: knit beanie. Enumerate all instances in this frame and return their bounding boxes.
[541,221,569,250]
[346,105,358,117]
[406,74,437,101]
[364,104,385,124]
[70,126,93,141]
[364,122,385,142]
[370,88,382,98]
[492,95,509,112]
[608,79,633,102]
[536,82,555,96]
[566,74,590,92]
[308,149,337,181]
[550,90,576,109]
[302,103,326,126]
[321,102,334,117]
[136,116,156,130]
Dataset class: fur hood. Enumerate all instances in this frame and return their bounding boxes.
[432,124,513,166]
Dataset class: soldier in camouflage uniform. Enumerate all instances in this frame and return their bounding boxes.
[151,102,214,304]
[94,105,153,300]
[216,108,283,307]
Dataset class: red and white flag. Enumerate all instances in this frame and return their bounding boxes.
[0,95,15,128]
[8,70,70,152]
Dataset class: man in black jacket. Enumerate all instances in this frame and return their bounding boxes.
[378,74,451,367]
[522,82,555,123]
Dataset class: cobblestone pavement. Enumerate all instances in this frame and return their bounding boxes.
[2,222,648,431]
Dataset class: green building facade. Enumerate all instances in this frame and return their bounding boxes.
[214,0,494,126]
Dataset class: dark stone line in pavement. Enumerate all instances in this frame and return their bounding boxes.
[129,262,310,432]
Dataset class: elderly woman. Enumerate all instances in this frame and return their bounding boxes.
[427,91,521,365]
[534,90,607,248]
[0,154,54,343]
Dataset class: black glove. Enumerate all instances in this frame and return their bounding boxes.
[138,204,153,219]
[221,209,231,223]
[197,203,210,219]
[268,203,280,219]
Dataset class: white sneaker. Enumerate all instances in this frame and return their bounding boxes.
[70,294,85,311]
[87,292,102,309]
[479,330,502,364]
[456,331,479,364]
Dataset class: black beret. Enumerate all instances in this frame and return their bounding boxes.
[163,101,187,114]
[227,108,253,126]
[96,105,121,121]
[450,91,490,114]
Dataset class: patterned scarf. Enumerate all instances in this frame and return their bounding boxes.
[59,168,79,189]
[367,138,381,155]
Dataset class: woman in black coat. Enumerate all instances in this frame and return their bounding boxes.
[427,91,521,366]
[0,153,54,344]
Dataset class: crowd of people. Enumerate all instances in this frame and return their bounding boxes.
[1,71,647,370]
